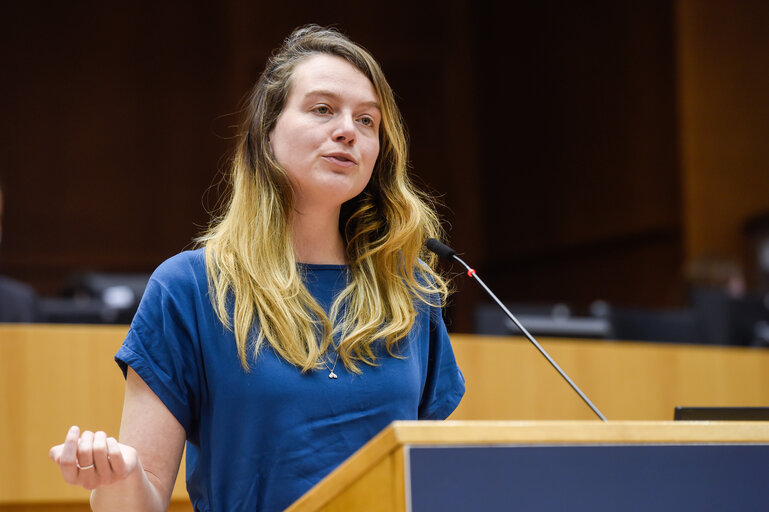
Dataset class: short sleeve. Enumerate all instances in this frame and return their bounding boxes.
[417,305,465,419]
[115,251,206,435]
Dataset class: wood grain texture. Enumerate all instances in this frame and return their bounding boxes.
[386,420,769,444]
[677,0,769,264]
[0,325,190,509]
[449,334,769,421]
[287,427,402,512]
[0,504,191,512]
[3,325,768,508]
[0,1,705,329]
[315,451,404,512]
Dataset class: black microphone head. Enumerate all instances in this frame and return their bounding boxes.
[425,238,456,260]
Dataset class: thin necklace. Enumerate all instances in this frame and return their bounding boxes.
[323,344,339,379]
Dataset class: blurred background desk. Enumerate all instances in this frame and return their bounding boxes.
[0,325,191,512]
[2,325,769,510]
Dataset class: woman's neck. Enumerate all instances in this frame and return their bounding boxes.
[291,207,346,265]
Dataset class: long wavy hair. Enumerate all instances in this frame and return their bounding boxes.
[199,25,449,373]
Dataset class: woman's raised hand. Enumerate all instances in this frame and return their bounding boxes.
[49,426,139,490]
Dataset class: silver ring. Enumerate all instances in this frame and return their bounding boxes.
[76,462,95,470]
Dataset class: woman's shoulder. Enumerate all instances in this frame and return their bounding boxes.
[149,248,207,289]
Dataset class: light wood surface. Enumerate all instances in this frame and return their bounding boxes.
[449,334,769,421]
[2,325,769,509]
[0,504,192,512]
[287,420,769,512]
[315,448,404,512]
[0,324,191,511]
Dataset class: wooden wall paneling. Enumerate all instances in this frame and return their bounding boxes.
[434,0,483,332]
[0,4,233,293]
[482,228,684,310]
[472,2,682,311]
[0,2,469,300]
[676,0,769,271]
[14,1,768,323]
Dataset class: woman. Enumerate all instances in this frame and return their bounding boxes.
[50,25,464,511]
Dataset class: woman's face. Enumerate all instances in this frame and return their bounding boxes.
[270,53,381,214]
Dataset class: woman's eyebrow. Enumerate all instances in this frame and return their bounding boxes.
[304,89,381,111]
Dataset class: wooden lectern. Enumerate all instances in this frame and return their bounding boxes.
[287,420,769,512]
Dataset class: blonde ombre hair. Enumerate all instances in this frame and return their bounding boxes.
[199,25,449,372]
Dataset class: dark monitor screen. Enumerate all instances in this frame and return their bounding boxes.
[674,407,769,421]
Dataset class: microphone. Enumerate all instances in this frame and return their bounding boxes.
[426,238,608,422]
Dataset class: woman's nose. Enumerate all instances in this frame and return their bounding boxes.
[332,115,356,143]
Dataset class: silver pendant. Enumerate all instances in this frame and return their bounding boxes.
[328,371,338,379]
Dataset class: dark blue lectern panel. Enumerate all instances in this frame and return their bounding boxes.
[408,444,769,512]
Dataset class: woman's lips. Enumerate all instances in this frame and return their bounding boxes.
[322,155,357,168]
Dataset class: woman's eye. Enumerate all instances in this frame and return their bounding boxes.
[359,116,374,127]
[313,105,330,115]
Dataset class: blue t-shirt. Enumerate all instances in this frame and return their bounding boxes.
[116,249,464,511]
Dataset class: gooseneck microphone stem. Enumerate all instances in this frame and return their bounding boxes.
[426,239,608,422]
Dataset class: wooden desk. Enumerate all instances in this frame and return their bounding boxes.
[0,325,190,511]
[2,325,768,510]
[448,334,769,420]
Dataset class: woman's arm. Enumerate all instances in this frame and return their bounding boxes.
[50,368,186,512]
